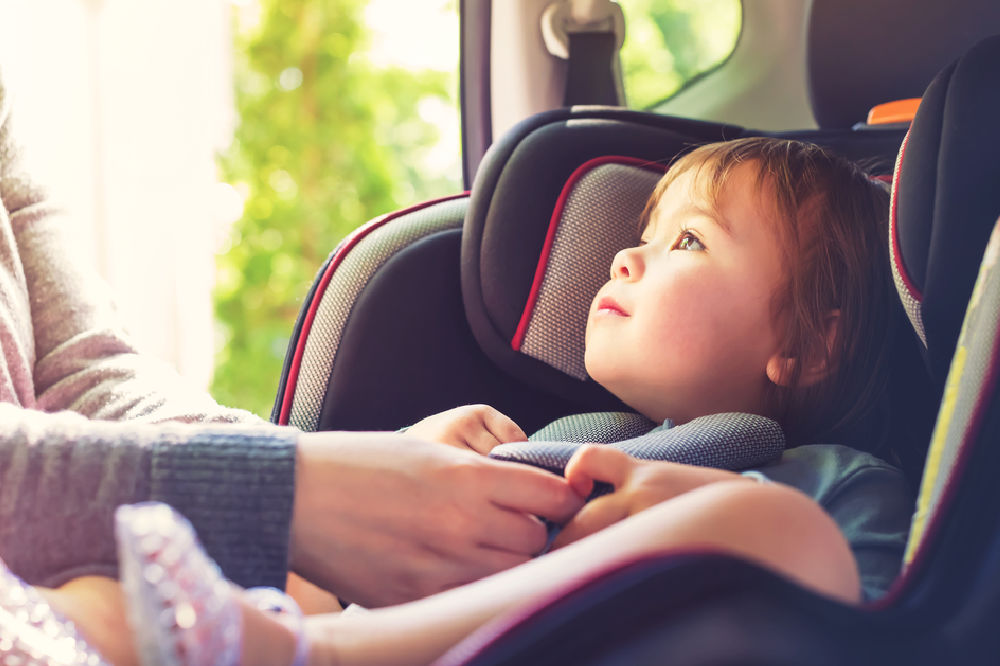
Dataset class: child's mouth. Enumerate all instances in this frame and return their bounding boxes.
[595,297,628,317]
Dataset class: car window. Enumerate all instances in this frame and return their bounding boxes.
[620,0,742,110]
[214,0,460,416]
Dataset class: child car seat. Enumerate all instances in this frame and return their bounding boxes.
[273,106,917,442]
[430,35,1000,665]
[273,112,739,435]
[272,16,1000,663]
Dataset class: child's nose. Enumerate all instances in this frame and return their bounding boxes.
[610,246,641,280]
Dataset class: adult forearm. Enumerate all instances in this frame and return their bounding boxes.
[150,423,298,589]
[0,405,298,589]
[0,406,149,586]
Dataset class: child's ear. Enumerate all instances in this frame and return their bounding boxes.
[765,311,841,388]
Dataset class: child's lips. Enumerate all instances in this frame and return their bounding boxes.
[595,296,628,317]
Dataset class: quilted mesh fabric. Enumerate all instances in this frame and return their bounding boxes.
[520,163,664,379]
[889,131,927,348]
[905,217,1000,565]
[490,412,785,479]
[288,198,467,431]
[530,410,657,443]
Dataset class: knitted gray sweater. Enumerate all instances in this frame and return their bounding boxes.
[0,78,298,589]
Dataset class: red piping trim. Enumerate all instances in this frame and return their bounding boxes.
[277,192,470,425]
[890,129,924,302]
[510,156,668,351]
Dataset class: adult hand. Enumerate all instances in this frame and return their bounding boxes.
[406,404,528,454]
[290,431,582,608]
[553,446,745,548]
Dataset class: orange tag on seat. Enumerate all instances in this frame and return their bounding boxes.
[867,98,921,125]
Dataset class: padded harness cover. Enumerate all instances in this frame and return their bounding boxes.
[491,412,785,479]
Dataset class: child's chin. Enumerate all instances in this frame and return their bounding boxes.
[584,366,624,401]
[582,352,604,385]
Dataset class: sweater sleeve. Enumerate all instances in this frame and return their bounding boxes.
[0,74,299,589]
[0,404,298,589]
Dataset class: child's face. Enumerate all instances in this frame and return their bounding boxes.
[584,163,786,424]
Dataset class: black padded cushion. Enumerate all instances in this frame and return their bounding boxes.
[893,34,1000,389]
[808,1,1000,128]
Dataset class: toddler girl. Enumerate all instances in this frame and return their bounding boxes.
[409,137,911,604]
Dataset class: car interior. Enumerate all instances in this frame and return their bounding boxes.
[273,1,1000,662]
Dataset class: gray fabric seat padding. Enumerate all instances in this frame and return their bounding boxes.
[491,412,785,492]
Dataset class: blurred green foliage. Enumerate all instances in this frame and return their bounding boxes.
[210,0,740,417]
[212,0,458,416]
[622,0,742,109]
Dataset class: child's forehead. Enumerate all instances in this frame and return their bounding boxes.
[656,161,769,215]
[687,157,766,194]
[641,160,793,247]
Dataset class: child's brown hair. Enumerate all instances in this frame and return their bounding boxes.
[640,137,893,445]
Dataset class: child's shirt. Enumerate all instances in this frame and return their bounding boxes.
[644,418,913,603]
[739,443,912,603]
[525,413,912,603]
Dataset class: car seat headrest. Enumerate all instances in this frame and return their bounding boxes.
[807,1,1000,128]
[461,108,918,455]
[510,157,664,380]
[461,109,735,406]
[890,34,1000,389]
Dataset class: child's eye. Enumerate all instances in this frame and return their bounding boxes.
[672,232,706,251]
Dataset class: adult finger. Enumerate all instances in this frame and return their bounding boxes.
[473,505,549,555]
[486,460,584,523]
[564,445,633,497]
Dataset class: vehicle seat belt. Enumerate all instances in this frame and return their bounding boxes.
[541,0,626,107]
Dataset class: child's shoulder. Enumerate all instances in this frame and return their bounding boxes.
[779,443,901,473]
[748,443,910,507]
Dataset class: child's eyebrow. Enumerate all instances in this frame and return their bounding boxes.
[686,203,732,235]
